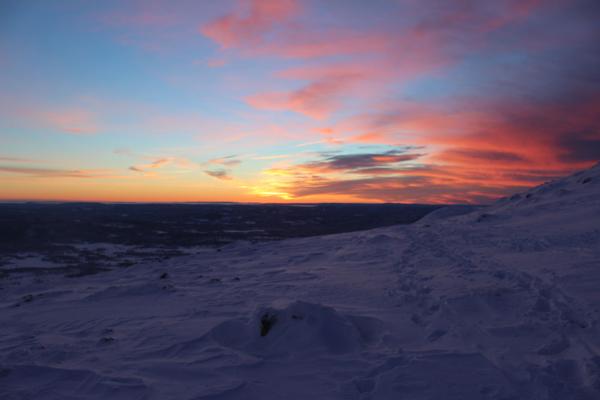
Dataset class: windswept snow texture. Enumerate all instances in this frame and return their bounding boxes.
[2,163,600,399]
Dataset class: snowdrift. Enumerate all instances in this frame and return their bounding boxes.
[207,301,384,357]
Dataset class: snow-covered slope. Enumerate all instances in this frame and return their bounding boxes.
[1,163,600,399]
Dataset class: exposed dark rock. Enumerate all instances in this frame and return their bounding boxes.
[260,313,278,337]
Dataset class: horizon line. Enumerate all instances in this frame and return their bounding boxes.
[0,199,472,207]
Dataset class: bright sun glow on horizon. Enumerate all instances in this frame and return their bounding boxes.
[1,0,599,204]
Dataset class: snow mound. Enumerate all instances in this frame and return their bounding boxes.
[207,301,384,356]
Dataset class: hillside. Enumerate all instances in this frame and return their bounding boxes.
[1,163,599,399]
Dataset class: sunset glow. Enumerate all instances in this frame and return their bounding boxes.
[1,0,599,203]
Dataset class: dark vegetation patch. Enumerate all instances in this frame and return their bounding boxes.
[0,202,441,249]
[0,202,443,276]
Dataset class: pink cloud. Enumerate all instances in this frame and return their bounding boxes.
[245,60,401,119]
[4,99,113,135]
[256,29,388,59]
[404,0,545,36]
[42,109,98,134]
[244,49,441,119]
[16,107,100,135]
[102,0,565,94]
[94,1,214,54]
[246,73,362,119]
[203,0,567,127]
[97,0,182,28]
[201,0,391,60]
[481,0,544,33]
[201,0,299,48]
[100,10,178,28]
[236,22,468,120]
[205,58,227,68]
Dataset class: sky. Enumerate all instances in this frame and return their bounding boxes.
[1,0,599,204]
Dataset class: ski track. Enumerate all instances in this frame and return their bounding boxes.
[1,163,600,399]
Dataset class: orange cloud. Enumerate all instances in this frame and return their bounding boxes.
[129,158,172,173]
[129,157,197,175]
[207,155,242,167]
[351,132,387,143]
[0,165,120,179]
[258,158,572,204]
[314,127,334,135]
[322,94,600,200]
[247,86,600,203]
[0,156,34,163]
